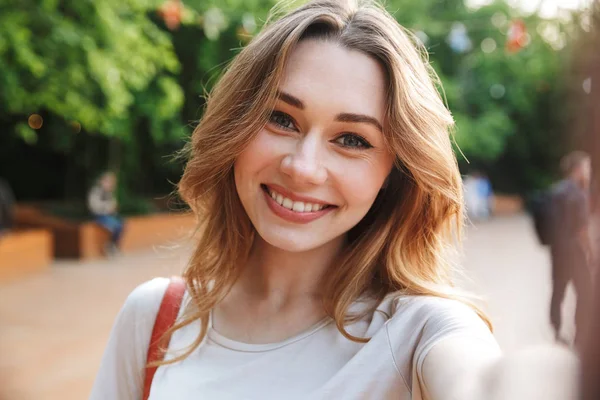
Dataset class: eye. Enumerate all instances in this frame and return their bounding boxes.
[269,111,297,131]
[334,133,373,150]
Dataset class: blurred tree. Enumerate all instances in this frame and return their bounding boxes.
[0,0,584,208]
[0,0,186,206]
[0,0,183,145]
[386,0,575,192]
[0,0,281,208]
[165,0,278,126]
[176,0,578,193]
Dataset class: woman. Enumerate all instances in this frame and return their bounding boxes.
[91,1,504,398]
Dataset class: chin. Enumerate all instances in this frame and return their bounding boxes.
[262,233,320,253]
[256,227,335,253]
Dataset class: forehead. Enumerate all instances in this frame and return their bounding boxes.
[279,40,387,121]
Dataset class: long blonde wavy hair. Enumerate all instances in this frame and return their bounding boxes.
[164,0,491,365]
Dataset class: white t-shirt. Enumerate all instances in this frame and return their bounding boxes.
[90,278,500,400]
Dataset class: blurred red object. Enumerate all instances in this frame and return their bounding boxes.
[506,19,527,53]
[158,0,183,31]
[578,2,600,399]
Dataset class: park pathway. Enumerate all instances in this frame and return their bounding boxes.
[0,214,574,399]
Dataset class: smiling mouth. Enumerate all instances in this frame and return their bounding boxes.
[261,184,333,213]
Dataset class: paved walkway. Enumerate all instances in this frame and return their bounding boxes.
[0,214,574,399]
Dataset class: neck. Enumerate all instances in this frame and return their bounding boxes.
[213,235,345,344]
[235,235,345,302]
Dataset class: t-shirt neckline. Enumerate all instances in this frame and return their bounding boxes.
[207,311,333,353]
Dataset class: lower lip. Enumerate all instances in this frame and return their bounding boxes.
[262,189,335,224]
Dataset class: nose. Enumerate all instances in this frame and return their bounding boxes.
[280,134,327,187]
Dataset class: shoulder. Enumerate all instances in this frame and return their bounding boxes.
[117,277,172,331]
[123,277,171,311]
[556,181,588,211]
[89,278,174,399]
[99,277,176,365]
[550,180,568,196]
[127,277,172,303]
[391,295,489,331]
[553,180,581,200]
[382,295,498,390]
[385,294,497,358]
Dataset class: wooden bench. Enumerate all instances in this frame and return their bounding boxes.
[77,213,196,259]
[492,194,524,215]
[0,229,53,283]
[14,205,196,259]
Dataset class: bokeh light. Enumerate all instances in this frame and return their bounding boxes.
[70,121,82,133]
[583,77,592,94]
[28,114,43,130]
[491,12,508,28]
[415,30,429,46]
[490,84,506,99]
[481,38,497,53]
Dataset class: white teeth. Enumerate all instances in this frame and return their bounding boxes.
[306,203,322,212]
[267,188,327,213]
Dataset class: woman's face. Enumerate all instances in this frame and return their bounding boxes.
[234,40,394,252]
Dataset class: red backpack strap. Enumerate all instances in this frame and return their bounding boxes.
[143,276,186,400]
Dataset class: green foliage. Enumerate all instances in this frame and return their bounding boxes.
[387,0,578,192]
[0,0,584,204]
[0,0,182,141]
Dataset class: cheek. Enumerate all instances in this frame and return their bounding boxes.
[336,159,392,209]
[235,130,285,187]
[239,130,284,168]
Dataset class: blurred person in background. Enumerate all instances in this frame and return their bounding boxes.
[89,1,583,399]
[479,172,494,218]
[0,178,15,237]
[464,172,482,220]
[475,171,493,218]
[548,151,594,346]
[88,171,124,256]
[464,171,493,221]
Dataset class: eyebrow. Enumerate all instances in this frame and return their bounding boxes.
[277,91,305,109]
[335,113,383,132]
[277,90,383,132]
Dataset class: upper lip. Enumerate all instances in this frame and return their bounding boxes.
[264,184,333,206]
